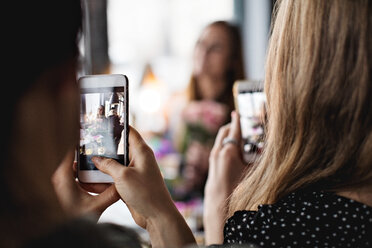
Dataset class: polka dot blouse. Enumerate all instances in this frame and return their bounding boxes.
[224,190,372,247]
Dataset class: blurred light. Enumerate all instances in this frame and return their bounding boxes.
[138,64,166,113]
[138,85,162,114]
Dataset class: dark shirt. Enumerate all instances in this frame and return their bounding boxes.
[24,216,142,248]
[224,190,372,247]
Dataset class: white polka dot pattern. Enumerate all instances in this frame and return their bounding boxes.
[224,190,372,247]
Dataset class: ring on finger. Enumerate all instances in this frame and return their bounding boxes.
[222,137,238,147]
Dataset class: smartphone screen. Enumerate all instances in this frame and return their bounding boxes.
[79,86,126,170]
[237,90,266,154]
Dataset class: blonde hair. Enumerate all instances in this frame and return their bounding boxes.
[229,0,372,215]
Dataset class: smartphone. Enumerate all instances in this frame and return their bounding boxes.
[233,80,266,162]
[77,74,129,183]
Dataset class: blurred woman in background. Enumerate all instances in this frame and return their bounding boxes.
[164,20,246,201]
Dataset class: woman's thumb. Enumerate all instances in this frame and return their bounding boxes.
[92,156,125,179]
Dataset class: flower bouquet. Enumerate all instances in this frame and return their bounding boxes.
[180,100,229,151]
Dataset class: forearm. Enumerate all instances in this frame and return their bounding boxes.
[147,205,196,248]
[203,196,226,245]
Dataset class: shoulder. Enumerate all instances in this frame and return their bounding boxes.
[24,217,142,248]
[224,190,372,247]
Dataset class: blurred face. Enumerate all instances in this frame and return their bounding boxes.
[98,106,104,115]
[193,24,232,80]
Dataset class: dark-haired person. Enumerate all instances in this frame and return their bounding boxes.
[0,1,142,247]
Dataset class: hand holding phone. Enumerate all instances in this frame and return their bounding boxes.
[52,150,120,216]
[90,127,196,248]
[77,74,129,183]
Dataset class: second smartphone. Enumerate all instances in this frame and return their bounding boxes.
[233,80,266,163]
[77,74,129,183]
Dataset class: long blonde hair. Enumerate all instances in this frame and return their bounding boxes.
[229,0,372,215]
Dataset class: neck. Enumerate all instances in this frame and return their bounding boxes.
[197,74,225,100]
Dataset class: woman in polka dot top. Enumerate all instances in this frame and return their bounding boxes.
[222,190,371,247]
[203,0,372,247]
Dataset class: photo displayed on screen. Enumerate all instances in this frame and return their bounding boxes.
[237,91,266,154]
[80,87,125,170]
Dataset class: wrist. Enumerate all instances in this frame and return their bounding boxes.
[203,195,228,245]
[146,204,196,248]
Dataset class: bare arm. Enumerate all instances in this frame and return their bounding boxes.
[147,205,196,248]
[204,111,247,245]
[93,126,196,248]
